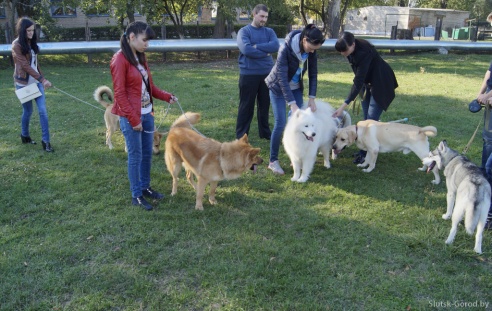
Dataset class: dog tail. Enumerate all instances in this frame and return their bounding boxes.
[465,186,491,235]
[171,112,201,128]
[419,126,437,137]
[94,86,113,109]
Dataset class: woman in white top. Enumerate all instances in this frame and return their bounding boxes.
[12,17,54,152]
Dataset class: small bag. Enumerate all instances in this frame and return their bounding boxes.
[469,99,483,113]
[15,83,42,104]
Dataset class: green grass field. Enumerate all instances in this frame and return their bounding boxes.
[0,51,491,310]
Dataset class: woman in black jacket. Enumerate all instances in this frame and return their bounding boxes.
[264,24,325,175]
[333,31,398,163]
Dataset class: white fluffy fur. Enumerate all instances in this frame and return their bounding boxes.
[282,100,341,183]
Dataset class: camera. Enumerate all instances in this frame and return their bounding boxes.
[469,99,484,113]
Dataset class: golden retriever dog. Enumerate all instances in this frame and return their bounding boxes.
[333,119,440,184]
[93,86,163,154]
[165,112,263,210]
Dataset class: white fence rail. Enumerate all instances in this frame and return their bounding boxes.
[1,38,492,56]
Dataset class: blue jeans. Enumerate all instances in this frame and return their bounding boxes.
[359,88,384,157]
[361,88,384,121]
[120,113,154,198]
[269,89,303,163]
[483,139,492,174]
[18,83,50,143]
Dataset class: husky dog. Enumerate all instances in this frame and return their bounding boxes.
[422,140,491,254]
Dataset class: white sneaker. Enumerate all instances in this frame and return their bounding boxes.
[268,160,285,175]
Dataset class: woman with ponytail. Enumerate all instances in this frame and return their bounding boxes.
[264,24,325,175]
[110,21,177,211]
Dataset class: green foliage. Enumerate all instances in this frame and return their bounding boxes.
[415,0,478,11]
[31,24,291,41]
[1,52,492,310]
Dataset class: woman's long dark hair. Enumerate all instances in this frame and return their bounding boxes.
[300,24,325,52]
[16,17,39,55]
[120,21,155,67]
[335,31,356,52]
[335,31,374,54]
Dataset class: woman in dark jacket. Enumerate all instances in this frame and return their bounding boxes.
[264,24,325,175]
[333,31,398,163]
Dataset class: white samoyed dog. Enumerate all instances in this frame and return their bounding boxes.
[282,100,351,182]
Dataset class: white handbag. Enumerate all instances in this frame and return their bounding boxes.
[15,83,42,104]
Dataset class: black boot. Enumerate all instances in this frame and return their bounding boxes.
[21,135,36,144]
[42,141,54,152]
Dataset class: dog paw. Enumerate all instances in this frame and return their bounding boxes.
[442,214,451,220]
[297,177,308,183]
[195,205,204,211]
[209,198,217,205]
[431,180,440,185]
[445,238,454,245]
[291,177,299,182]
[474,247,483,254]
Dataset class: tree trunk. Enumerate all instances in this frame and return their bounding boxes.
[299,0,308,25]
[126,1,135,24]
[213,5,226,38]
[324,0,341,39]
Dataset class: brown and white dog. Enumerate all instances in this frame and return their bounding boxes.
[165,112,263,210]
[333,119,440,184]
[93,86,163,154]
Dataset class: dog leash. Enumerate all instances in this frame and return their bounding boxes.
[174,100,207,138]
[52,86,106,112]
[52,86,206,138]
[154,102,172,132]
[53,85,173,133]
[462,118,482,155]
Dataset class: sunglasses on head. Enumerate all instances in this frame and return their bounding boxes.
[307,38,324,45]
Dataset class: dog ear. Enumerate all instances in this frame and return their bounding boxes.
[439,140,447,151]
[348,127,357,143]
[249,148,260,157]
[294,109,303,118]
[240,133,249,143]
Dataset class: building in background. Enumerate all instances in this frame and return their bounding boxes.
[344,6,470,38]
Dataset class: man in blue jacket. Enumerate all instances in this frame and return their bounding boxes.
[236,4,279,140]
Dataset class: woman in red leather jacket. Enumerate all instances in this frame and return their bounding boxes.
[110,21,177,211]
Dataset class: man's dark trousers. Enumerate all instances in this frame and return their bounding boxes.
[236,74,271,140]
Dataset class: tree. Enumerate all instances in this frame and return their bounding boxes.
[325,0,341,38]
[202,0,239,38]
[77,0,140,29]
[415,0,480,11]
[148,0,202,39]
[4,0,57,41]
[300,0,340,38]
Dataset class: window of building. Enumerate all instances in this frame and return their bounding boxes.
[0,4,6,18]
[85,5,110,16]
[51,0,76,17]
[239,9,250,20]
